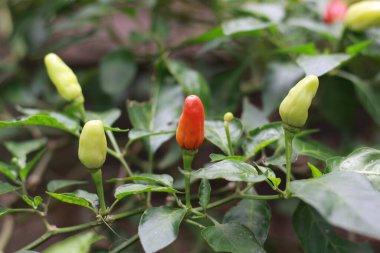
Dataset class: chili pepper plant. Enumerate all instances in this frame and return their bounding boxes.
[1,0,380,253]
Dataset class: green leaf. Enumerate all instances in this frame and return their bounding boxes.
[293,202,373,253]
[110,173,173,187]
[209,154,245,162]
[0,109,80,135]
[243,122,283,159]
[224,199,271,246]
[205,119,243,155]
[115,184,179,200]
[0,162,18,181]
[289,172,380,240]
[275,43,318,55]
[138,206,186,253]
[287,18,343,40]
[293,138,337,161]
[0,205,9,216]
[336,71,380,125]
[198,178,211,210]
[47,180,87,193]
[241,98,268,131]
[4,138,46,169]
[0,181,18,195]
[46,192,93,210]
[127,85,183,153]
[202,223,265,253]
[20,149,45,181]
[87,108,121,127]
[22,195,42,209]
[127,129,175,147]
[240,3,285,23]
[296,54,351,77]
[193,160,266,183]
[74,190,99,209]
[165,59,210,107]
[221,17,274,36]
[327,148,380,190]
[43,231,103,253]
[308,162,322,178]
[183,27,224,45]
[100,48,136,96]
[346,40,372,55]
[262,63,304,116]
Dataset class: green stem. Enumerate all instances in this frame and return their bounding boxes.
[284,126,295,192]
[240,194,282,200]
[185,219,206,229]
[183,150,196,209]
[224,121,234,156]
[109,234,139,253]
[107,132,134,177]
[19,208,144,251]
[193,195,238,212]
[147,150,154,207]
[90,169,107,216]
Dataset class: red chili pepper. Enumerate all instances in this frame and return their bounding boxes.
[176,95,205,150]
[324,0,347,24]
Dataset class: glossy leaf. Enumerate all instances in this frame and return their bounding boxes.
[46,191,94,210]
[275,43,318,55]
[296,54,351,77]
[115,184,179,200]
[127,85,183,153]
[243,122,283,159]
[22,195,42,209]
[289,172,380,240]
[87,108,121,127]
[0,181,18,195]
[198,178,211,210]
[293,138,337,161]
[110,173,174,187]
[262,63,304,116]
[336,71,380,125]
[222,17,274,36]
[0,205,9,216]
[165,59,210,107]
[205,119,243,155]
[43,231,103,253]
[139,206,186,253]
[241,3,285,23]
[308,162,322,178]
[287,18,343,40]
[327,148,380,190]
[74,190,99,209]
[47,180,87,192]
[0,109,80,135]
[100,48,136,96]
[202,223,265,253]
[224,199,271,246]
[193,160,266,183]
[20,149,45,181]
[293,202,373,253]
[241,98,268,131]
[4,138,46,169]
[0,162,18,181]
[209,154,245,162]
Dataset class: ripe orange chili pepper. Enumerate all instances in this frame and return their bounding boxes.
[176,95,205,150]
[323,0,347,24]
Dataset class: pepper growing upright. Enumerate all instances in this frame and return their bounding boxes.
[176,95,205,151]
[176,95,205,209]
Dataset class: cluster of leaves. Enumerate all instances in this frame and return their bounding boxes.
[0,0,380,253]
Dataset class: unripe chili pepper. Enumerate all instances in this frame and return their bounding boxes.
[78,120,107,170]
[176,95,205,150]
[344,1,380,31]
[44,53,83,102]
[323,0,347,24]
[224,112,234,123]
[279,75,319,128]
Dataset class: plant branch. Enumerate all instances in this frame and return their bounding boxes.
[109,234,139,253]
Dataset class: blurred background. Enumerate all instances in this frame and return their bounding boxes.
[0,0,380,252]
